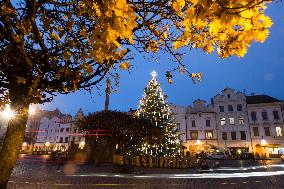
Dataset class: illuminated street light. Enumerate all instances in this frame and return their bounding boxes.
[23,142,27,146]
[196,140,201,145]
[2,106,15,120]
[45,142,50,146]
[261,139,267,146]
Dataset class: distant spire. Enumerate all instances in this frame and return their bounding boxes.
[151,70,157,79]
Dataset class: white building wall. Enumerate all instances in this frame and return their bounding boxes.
[213,88,252,151]
[248,102,284,156]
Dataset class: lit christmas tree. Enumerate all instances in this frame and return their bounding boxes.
[135,70,182,157]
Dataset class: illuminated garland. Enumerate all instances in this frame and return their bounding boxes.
[135,71,181,157]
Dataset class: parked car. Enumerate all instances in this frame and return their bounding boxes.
[280,154,284,161]
[207,152,227,159]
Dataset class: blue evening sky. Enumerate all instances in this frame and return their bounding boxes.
[41,3,284,115]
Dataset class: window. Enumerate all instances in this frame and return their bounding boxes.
[176,123,181,130]
[238,117,244,125]
[221,118,226,126]
[227,94,231,98]
[231,132,236,140]
[219,106,224,112]
[262,112,268,121]
[191,120,196,127]
[264,127,270,136]
[237,104,242,111]
[240,131,246,140]
[273,111,280,120]
[251,112,257,121]
[190,131,198,140]
[206,120,210,127]
[66,128,69,132]
[65,137,68,142]
[222,132,227,140]
[228,105,233,112]
[59,137,63,142]
[276,127,282,136]
[205,131,213,139]
[253,127,259,136]
[229,117,235,125]
[60,128,64,132]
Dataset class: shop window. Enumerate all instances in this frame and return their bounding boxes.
[205,131,213,139]
[190,131,198,140]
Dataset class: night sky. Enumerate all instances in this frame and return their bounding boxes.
[41,2,284,116]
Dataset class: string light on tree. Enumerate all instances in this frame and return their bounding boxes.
[135,70,182,157]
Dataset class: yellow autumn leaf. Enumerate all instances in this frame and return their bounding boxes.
[119,62,130,70]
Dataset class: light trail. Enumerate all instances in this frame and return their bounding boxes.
[70,164,284,179]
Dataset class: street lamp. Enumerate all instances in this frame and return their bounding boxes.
[2,106,14,120]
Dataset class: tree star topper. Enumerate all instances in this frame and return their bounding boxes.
[151,70,158,79]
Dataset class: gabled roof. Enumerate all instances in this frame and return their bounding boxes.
[246,95,281,104]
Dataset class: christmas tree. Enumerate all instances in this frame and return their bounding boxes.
[135,71,181,157]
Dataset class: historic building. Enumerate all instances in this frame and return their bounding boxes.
[212,88,251,153]
[34,113,73,151]
[171,99,217,154]
[246,94,284,157]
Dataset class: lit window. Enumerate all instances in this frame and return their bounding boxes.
[229,118,235,125]
[190,131,198,139]
[205,131,213,139]
[276,127,282,136]
[238,117,244,125]
[221,118,226,126]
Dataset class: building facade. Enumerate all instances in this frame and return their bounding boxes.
[172,99,217,154]
[172,87,284,157]
[247,95,284,157]
[213,88,252,153]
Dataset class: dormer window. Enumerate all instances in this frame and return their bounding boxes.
[227,94,231,98]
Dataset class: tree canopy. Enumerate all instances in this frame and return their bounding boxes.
[76,111,162,156]
[0,0,273,106]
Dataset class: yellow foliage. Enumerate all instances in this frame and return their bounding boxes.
[119,62,130,70]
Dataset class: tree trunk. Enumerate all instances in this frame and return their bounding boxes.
[0,102,29,189]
